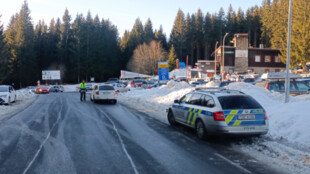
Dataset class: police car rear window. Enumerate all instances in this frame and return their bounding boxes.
[99,86,114,90]
[218,96,263,110]
[0,87,8,92]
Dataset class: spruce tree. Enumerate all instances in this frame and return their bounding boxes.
[170,9,186,61]
[144,18,154,44]
[167,45,177,71]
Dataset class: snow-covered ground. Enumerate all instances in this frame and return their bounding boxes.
[0,89,37,120]
[63,84,79,92]
[118,80,310,173]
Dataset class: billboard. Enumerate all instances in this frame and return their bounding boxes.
[158,62,169,82]
[42,70,61,80]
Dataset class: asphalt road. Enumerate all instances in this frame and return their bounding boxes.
[0,93,284,174]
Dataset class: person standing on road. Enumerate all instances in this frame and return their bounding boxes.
[80,80,87,102]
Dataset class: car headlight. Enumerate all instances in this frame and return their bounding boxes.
[0,95,7,98]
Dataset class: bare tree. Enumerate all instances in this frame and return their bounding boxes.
[128,40,167,75]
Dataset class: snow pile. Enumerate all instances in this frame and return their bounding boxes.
[63,84,79,92]
[227,83,310,147]
[118,81,193,122]
[169,69,187,78]
[0,89,37,118]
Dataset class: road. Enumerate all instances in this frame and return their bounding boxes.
[0,93,284,174]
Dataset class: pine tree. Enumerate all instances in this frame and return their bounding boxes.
[0,15,9,82]
[154,25,168,50]
[167,45,177,71]
[5,1,36,87]
[170,9,186,61]
[144,18,154,44]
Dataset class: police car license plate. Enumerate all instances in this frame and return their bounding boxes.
[238,114,255,120]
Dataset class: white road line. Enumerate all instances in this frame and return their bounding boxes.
[100,110,139,174]
[22,99,63,174]
[214,153,252,174]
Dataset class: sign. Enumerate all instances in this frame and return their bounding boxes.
[224,51,235,54]
[90,77,95,82]
[42,70,61,80]
[235,50,248,57]
[158,62,169,82]
[179,62,186,69]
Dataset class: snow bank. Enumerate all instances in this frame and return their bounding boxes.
[120,80,310,148]
[227,83,310,147]
[169,69,187,78]
[63,84,79,92]
[0,89,37,119]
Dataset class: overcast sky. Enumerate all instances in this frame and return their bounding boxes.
[0,0,262,37]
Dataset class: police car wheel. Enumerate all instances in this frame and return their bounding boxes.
[167,110,176,126]
[196,120,207,140]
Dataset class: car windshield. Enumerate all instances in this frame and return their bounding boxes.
[134,80,143,83]
[39,86,48,88]
[245,78,255,82]
[218,95,263,110]
[0,87,8,92]
[99,86,114,90]
[219,81,233,87]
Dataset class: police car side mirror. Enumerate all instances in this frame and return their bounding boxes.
[174,99,180,104]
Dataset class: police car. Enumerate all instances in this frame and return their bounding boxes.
[167,88,268,139]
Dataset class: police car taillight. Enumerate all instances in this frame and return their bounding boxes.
[265,112,268,120]
[115,91,117,95]
[96,91,99,95]
[213,112,225,121]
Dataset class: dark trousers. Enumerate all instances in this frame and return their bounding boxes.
[80,92,86,101]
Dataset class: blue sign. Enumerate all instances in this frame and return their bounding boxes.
[158,62,169,81]
[179,62,186,69]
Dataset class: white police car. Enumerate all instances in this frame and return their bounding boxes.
[167,88,268,139]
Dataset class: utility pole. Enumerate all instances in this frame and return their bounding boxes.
[285,0,293,103]
[215,41,218,76]
[222,33,229,80]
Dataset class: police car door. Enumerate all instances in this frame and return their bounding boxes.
[181,93,203,125]
[173,93,192,122]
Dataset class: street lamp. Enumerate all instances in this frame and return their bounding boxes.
[215,41,218,76]
[222,33,229,79]
[285,0,293,103]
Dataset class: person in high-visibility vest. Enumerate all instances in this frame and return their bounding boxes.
[80,80,87,102]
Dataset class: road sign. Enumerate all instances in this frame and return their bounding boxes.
[42,70,61,80]
[158,62,169,82]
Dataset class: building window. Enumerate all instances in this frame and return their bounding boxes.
[265,56,271,63]
[255,55,261,62]
[275,56,281,63]
[275,69,280,72]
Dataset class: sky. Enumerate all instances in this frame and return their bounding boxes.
[0,0,262,38]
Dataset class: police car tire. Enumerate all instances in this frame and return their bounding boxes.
[167,110,176,126]
[196,120,207,140]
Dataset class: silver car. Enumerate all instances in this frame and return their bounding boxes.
[167,88,268,139]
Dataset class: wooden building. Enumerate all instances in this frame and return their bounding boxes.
[202,33,286,75]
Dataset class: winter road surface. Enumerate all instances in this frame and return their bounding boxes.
[0,93,285,174]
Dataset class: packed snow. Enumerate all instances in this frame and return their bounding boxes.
[0,89,37,119]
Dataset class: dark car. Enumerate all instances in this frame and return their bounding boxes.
[219,81,236,88]
[106,78,119,83]
[243,78,256,85]
[257,80,310,96]
[49,85,64,92]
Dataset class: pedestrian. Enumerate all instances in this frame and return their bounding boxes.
[80,80,87,102]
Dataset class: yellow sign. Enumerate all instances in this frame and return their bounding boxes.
[158,64,168,68]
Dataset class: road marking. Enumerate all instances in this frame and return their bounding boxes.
[214,153,252,174]
[100,110,139,174]
[22,99,63,174]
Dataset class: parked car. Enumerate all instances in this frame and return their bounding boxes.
[297,78,310,87]
[36,86,50,94]
[106,78,119,83]
[112,83,129,92]
[256,80,310,96]
[0,85,16,105]
[49,85,64,92]
[130,79,146,88]
[86,83,95,91]
[219,81,236,88]
[176,77,187,82]
[190,82,201,87]
[90,84,117,104]
[167,88,268,139]
[27,86,36,93]
[243,78,256,85]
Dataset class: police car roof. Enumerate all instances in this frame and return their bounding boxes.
[194,88,245,96]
